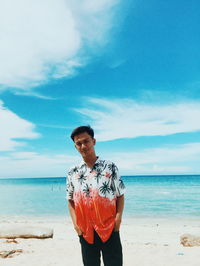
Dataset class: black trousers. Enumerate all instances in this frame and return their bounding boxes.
[79,230,123,266]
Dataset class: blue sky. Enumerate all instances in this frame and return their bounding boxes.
[0,0,200,178]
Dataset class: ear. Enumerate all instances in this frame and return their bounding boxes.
[93,138,96,145]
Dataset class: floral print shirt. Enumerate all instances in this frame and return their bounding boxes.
[66,157,125,244]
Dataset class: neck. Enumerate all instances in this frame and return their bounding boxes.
[83,154,98,169]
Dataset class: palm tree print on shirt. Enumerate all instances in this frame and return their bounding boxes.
[83,184,90,197]
[99,181,111,197]
[66,182,74,199]
[110,181,115,196]
[108,163,118,180]
[80,164,87,172]
[93,161,107,183]
[78,172,86,185]
[94,168,103,184]
[68,166,78,176]
[94,160,106,170]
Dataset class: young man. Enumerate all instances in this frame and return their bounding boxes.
[67,125,125,266]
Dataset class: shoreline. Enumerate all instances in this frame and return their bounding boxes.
[1,217,200,265]
[1,214,200,223]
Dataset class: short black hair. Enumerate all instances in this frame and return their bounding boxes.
[70,125,94,141]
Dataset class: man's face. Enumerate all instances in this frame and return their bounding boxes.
[74,132,96,158]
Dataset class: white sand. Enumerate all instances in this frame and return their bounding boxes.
[1,217,200,266]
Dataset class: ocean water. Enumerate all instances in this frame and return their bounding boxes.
[0,175,200,219]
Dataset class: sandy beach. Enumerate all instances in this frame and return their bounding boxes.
[1,217,200,266]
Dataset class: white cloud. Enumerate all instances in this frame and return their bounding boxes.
[0,152,79,178]
[102,142,200,174]
[75,98,200,141]
[0,0,120,90]
[0,100,39,151]
[1,142,200,178]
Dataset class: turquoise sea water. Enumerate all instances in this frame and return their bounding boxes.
[0,175,200,219]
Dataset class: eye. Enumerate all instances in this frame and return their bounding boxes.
[75,142,81,147]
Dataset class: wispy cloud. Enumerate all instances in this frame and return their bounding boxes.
[0,0,120,91]
[103,142,200,174]
[0,100,39,151]
[1,142,199,177]
[37,123,71,129]
[0,152,79,178]
[75,98,200,141]
[13,90,57,100]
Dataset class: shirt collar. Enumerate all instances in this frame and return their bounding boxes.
[79,156,100,169]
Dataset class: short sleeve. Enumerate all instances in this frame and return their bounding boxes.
[66,170,74,200]
[111,163,126,197]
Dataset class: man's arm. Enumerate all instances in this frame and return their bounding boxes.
[68,200,82,235]
[114,194,124,231]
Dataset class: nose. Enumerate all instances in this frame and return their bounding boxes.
[81,143,87,150]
